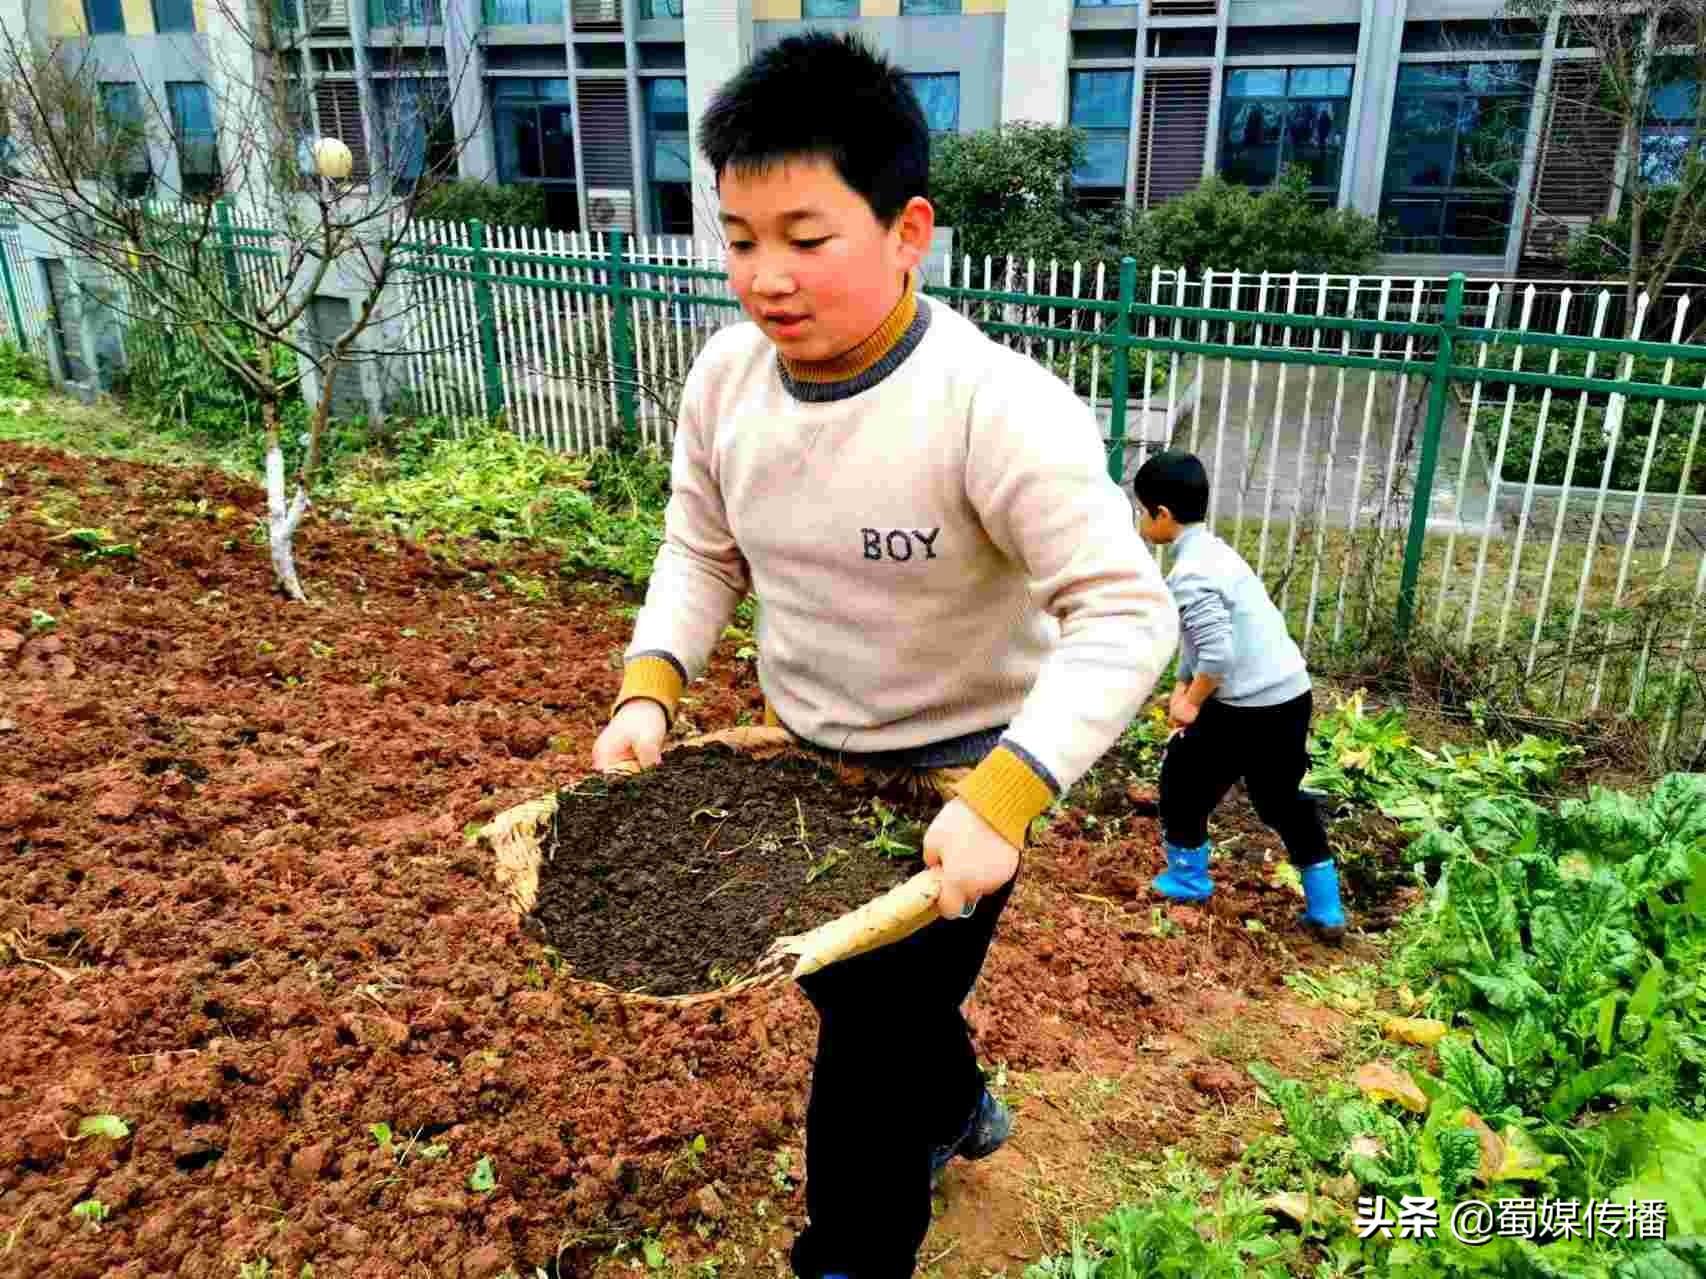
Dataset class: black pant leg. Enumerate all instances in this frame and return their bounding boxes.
[788,869,1018,1279]
[1157,703,1241,849]
[1241,691,1332,867]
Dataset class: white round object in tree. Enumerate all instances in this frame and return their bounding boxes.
[313,138,353,180]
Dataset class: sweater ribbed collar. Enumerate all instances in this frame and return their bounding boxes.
[777,274,931,404]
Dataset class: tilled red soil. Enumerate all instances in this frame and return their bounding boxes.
[0,441,1395,1278]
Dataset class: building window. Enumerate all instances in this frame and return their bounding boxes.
[1641,61,1701,186]
[901,0,960,12]
[484,0,561,23]
[1075,0,1139,6]
[493,77,576,226]
[377,79,455,189]
[166,81,221,199]
[801,0,855,15]
[99,83,151,198]
[1380,61,1536,256]
[152,0,195,30]
[645,76,692,235]
[638,0,682,14]
[906,73,959,138]
[370,0,441,23]
[1070,69,1133,204]
[1221,66,1352,201]
[82,0,124,34]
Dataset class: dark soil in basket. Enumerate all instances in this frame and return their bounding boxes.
[526,744,936,996]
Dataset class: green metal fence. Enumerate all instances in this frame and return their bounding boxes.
[23,205,1692,762]
[0,207,47,357]
[392,226,1706,762]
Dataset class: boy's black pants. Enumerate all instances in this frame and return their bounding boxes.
[788,868,1017,1279]
[1158,690,1330,865]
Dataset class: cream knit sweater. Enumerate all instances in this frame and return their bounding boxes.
[615,292,1179,845]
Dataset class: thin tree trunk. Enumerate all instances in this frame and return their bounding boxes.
[1626,192,1647,339]
[262,398,310,601]
[298,357,337,490]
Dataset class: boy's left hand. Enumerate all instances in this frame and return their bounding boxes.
[924,799,1019,920]
[1169,687,1199,728]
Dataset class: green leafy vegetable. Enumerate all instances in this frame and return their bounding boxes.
[77,1114,130,1140]
[468,1155,496,1194]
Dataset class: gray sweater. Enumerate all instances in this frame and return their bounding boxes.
[1166,524,1311,708]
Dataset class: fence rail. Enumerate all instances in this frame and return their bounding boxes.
[0,213,49,357]
[5,205,1701,765]
[389,229,1706,765]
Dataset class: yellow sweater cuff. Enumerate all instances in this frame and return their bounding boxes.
[955,745,1055,849]
[614,655,684,723]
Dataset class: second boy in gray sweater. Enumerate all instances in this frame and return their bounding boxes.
[1132,450,1346,941]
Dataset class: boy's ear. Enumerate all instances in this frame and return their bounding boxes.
[892,195,935,271]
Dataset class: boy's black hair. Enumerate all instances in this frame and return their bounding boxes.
[697,31,930,225]
[1133,450,1210,524]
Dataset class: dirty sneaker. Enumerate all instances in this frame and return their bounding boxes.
[929,1088,1012,1186]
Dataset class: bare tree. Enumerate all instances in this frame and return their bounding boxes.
[1498,1,1706,335]
[0,0,486,600]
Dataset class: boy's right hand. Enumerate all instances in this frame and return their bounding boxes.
[592,699,668,772]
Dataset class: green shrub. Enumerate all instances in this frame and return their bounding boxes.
[336,423,596,542]
[1474,347,1706,496]
[1491,400,1706,496]
[121,318,346,479]
[932,126,1380,282]
[1045,343,1169,402]
[1024,1154,1297,1279]
[0,341,48,395]
[334,422,670,585]
[412,181,546,230]
[1131,168,1382,280]
[929,124,1129,269]
[1563,185,1706,288]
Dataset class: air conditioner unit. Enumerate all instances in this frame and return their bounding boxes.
[307,0,350,29]
[571,0,619,24]
[585,187,635,234]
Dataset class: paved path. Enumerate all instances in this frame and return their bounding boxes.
[1118,359,1489,534]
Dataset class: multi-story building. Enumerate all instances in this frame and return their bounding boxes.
[10,0,1677,278]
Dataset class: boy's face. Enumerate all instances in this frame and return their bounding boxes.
[718,155,934,363]
[1138,504,1181,545]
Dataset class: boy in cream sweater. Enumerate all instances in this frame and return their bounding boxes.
[591,32,1178,1279]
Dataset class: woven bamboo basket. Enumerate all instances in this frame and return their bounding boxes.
[477,726,946,1008]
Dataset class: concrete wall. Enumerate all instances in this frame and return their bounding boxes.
[446,0,495,180]
[1001,0,1067,126]
[752,13,1003,133]
[39,33,220,196]
[1227,0,1359,24]
[685,0,748,246]
[1345,0,1406,218]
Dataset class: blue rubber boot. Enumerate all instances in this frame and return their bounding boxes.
[1299,859,1347,942]
[930,1087,1013,1188]
[1153,841,1213,902]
